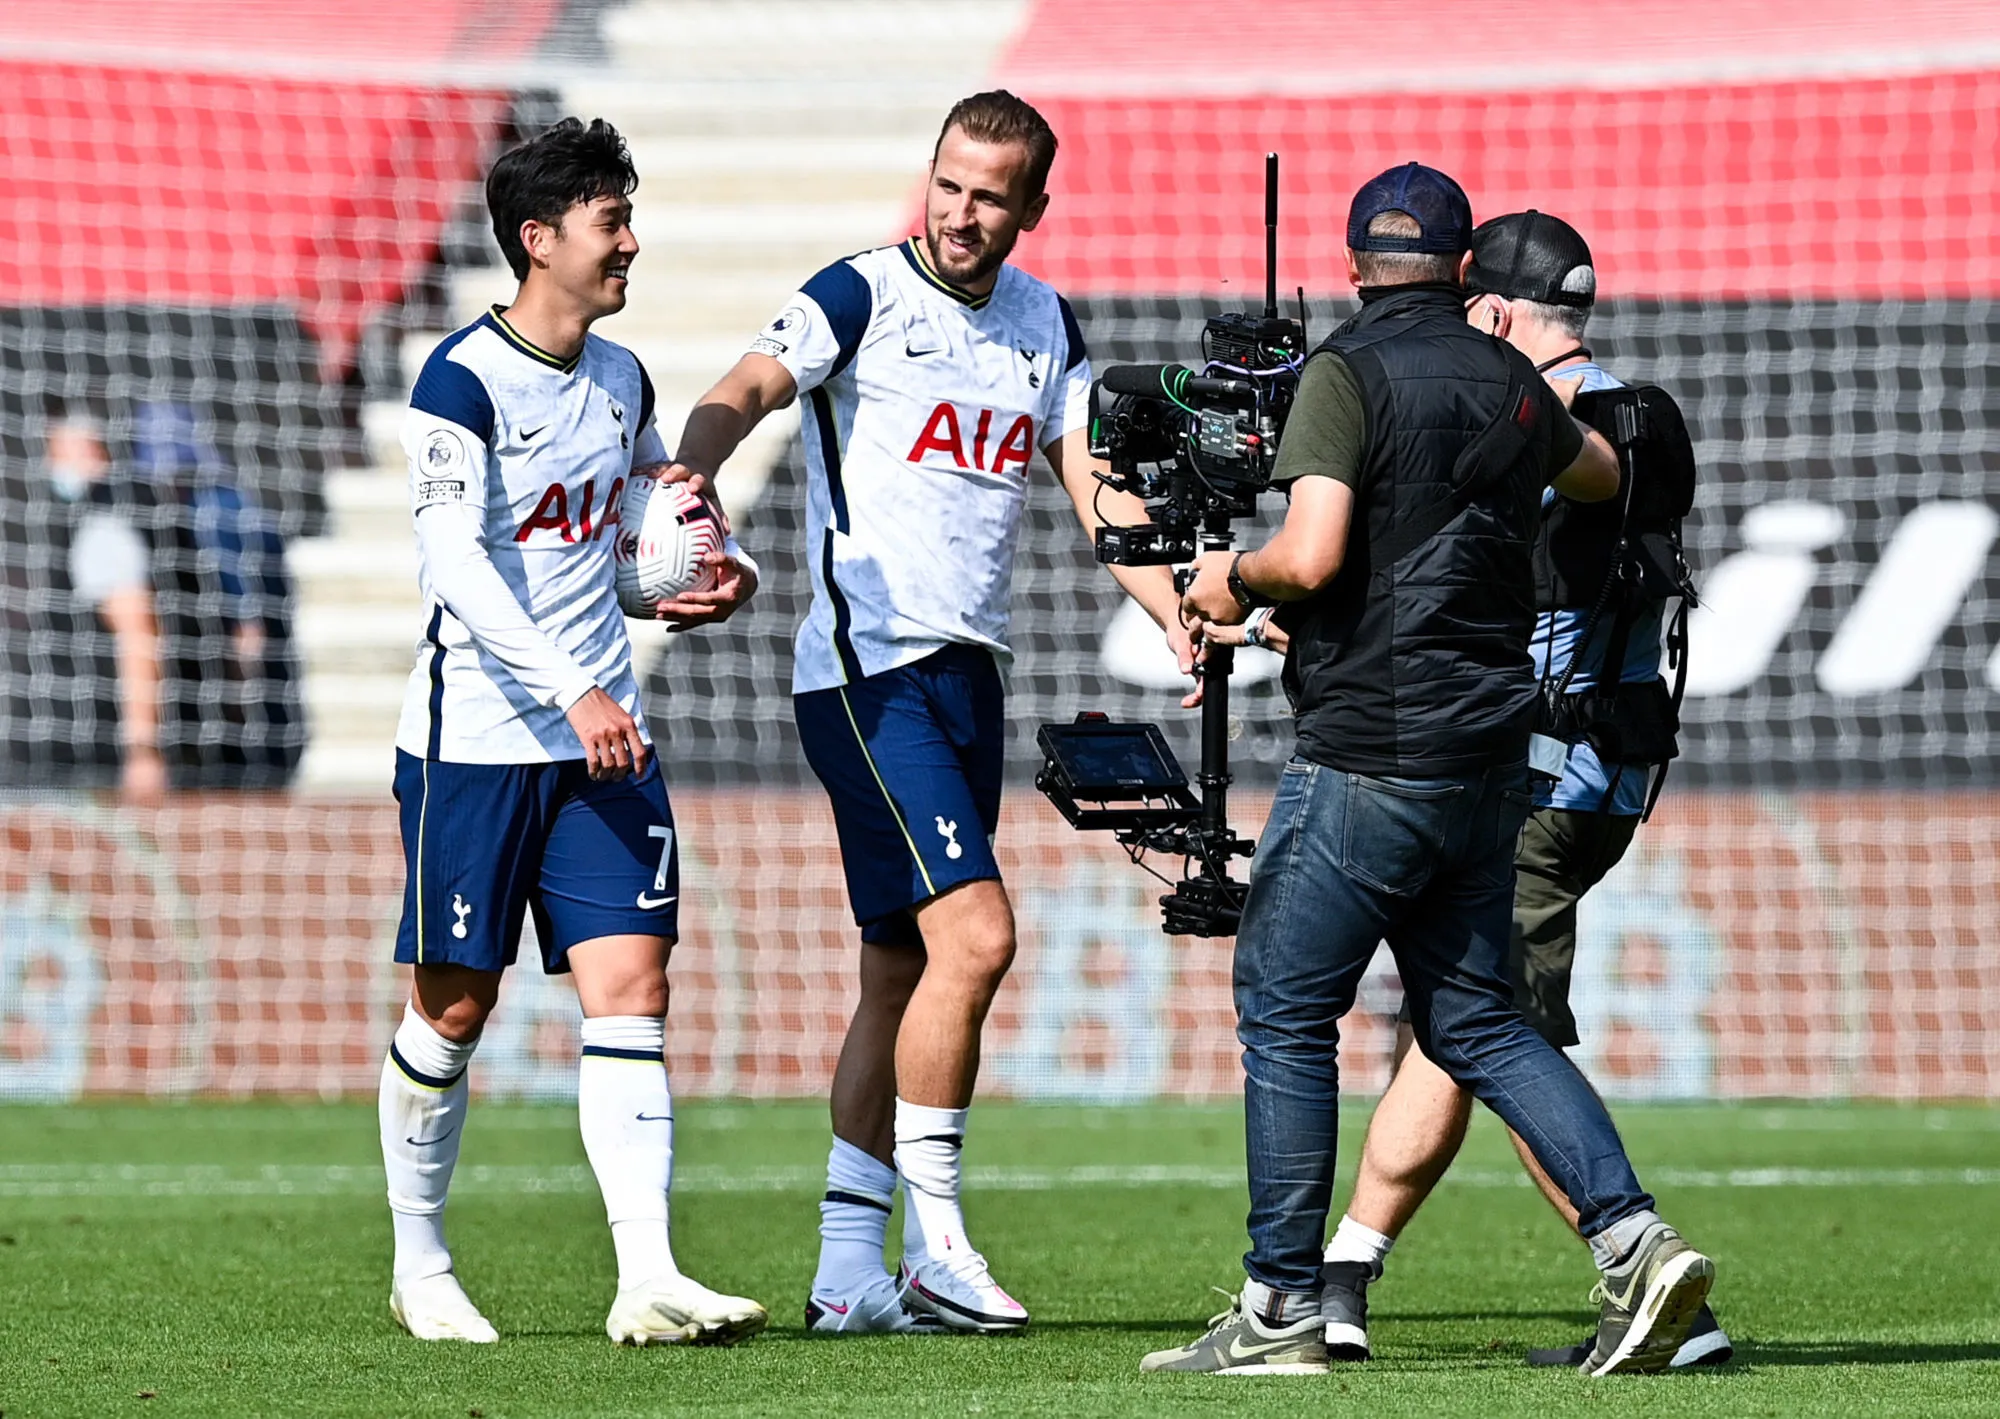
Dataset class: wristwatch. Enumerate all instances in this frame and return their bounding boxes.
[1227,553,1272,610]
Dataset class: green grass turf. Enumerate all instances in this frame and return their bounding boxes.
[2,1100,1998,1417]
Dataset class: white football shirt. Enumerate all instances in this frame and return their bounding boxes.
[396,307,667,763]
[753,239,1091,693]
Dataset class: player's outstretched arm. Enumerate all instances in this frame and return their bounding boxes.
[1046,428,1202,703]
[664,353,799,494]
[632,354,793,632]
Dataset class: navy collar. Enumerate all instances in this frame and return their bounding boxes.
[483,306,582,373]
[898,238,995,310]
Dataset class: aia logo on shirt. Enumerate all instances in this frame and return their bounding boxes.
[515,476,626,544]
[907,402,1035,476]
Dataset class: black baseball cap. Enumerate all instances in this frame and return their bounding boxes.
[1465,210,1596,308]
[1346,162,1473,255]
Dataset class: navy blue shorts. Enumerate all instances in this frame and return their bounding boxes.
[392,749,681,974]
[794,644,1004,946]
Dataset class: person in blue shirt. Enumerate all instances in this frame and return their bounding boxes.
[1214,212,1729,1371]
[133,399,304,787]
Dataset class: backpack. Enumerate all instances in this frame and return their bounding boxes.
[1536,383,1699,819]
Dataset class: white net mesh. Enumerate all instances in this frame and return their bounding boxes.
[3,0,2000,1102]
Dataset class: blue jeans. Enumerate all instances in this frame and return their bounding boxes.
[1234,757,1655,1294]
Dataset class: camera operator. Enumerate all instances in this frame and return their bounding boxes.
[1146,165,1716,1378]
[1310,210,1731,1369]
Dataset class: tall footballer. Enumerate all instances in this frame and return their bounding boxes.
[667,91,1187,1333]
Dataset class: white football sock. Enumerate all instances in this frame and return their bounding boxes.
[380,1003,478,1282]
[895,1099,971,1259]
[814,1136,897,1295]
[900,1180,928,1261]
[578,1015,679,1290]
[1324,1215,1396,1268]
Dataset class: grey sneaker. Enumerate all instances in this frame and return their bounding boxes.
[1140,1289,1329,1375]
[1319,1259,1380,1361]
[1580,1225,1716,1376]
[1526,1301,1732,1369]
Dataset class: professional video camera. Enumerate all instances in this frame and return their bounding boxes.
[1036,155,1304,938]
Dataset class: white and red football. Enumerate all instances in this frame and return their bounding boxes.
[612,473,724,616]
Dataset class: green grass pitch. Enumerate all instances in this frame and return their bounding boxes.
[2,1099,1997,1417]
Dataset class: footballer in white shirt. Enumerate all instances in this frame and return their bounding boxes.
[668,92,1189,1335]
[378,117,765,1349]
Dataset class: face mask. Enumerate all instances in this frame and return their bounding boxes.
[48,462,95,502]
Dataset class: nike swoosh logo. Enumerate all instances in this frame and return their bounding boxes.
[905,343,938,358]
[406,1126,457,1147]
[822,1301,850,1315]
[1226,1333,1291,1361]
[520,424,548,442]
[635,1112,672,1122]
[636,892,676,909]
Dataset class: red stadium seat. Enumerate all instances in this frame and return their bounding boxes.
[994,0,2000,302]
[0,0,563,375]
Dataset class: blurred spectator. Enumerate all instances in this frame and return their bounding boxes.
[54,409,169,804]
[133,400,304,788]
[0,398,166,801]
[0,398,305,797]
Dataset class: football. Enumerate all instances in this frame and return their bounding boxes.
[613,472,725,615]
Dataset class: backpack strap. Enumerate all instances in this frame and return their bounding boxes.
[1638,596,1693,822]
[1544,434,1639,702]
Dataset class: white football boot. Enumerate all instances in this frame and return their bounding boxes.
[389,1271,499,1344]
[899,1236,1029,1333]
[805,1271,946,1335]
[606,1273,769,1346]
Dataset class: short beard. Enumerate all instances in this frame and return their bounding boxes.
[925,222,1014,290]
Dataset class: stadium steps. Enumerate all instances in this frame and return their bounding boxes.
[298,0,1026,788]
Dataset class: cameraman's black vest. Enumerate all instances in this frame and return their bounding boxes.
[1282,284,1561,777]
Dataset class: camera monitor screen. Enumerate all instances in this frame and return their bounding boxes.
[1042,723,1187,798]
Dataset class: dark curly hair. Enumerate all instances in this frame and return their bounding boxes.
[486,117,639,281]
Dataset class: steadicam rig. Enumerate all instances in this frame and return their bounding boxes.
[1038,153,1304,938]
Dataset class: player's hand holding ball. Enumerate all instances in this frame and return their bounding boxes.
[614,469,725,614]
[613,461,758,630]
[644,456,713,500]
[654,544,758,631]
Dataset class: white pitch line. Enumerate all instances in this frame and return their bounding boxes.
[3,1162,2000,1199]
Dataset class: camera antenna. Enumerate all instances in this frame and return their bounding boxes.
[1263,152,1279,320]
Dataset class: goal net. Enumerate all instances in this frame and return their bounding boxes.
[4,0,1999,1103]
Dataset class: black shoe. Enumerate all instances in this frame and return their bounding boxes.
[1526,1301,1733,1370]
[1318,1259,1380,1361]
